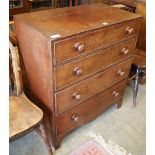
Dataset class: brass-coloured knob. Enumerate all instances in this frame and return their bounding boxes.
[73,67,82,76]
[74,43,85,52]
[117,69,125,76]
[121,48,129,55]
[71,115,79,122]
[125,27,134,34]
[112,91,119,97]
[72,92,81,100]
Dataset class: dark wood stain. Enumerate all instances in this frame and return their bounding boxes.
[14,3,142,149]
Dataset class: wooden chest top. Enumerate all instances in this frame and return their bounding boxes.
[14,3,141,39]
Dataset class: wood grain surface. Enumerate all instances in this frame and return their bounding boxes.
[9,93,43,139]
[14,4,142,148]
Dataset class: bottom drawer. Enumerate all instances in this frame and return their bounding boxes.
[56,80,127,136]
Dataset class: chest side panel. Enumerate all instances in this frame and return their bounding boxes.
[14,17,54,112]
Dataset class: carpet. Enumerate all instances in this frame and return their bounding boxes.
[69,140,110,155]
[69,131,132,155]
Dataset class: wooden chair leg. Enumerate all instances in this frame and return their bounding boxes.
[39,122,53,155]
[133,68,140,107]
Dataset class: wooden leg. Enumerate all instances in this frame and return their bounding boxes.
[116,98,123,109]
[55,141,61,149]
[39,123,53,155]
[9,76,13,92]
[52,138,61,149]
[116,102,122,109]
[52,135,64,149]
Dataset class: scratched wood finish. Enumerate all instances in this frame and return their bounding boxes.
[14,4,141,37]
[14,4,142,149]
[55,59,132,115]
[54,19,140,64]
[56,80,127,135]
[55,38,136,90]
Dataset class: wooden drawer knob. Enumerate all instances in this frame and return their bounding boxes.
[71,114,79,122]
[73,67,82,76]
[121,48,129,55]
[117,69,125,76]
[72,92,81,100]
[125,27,134,34]
[112,91,119,97]
[74,43,85,52]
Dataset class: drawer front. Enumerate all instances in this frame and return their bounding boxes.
[55,38,136,90]
[56,80,127,136]
[55,59,132,115]
[54,19,140,64]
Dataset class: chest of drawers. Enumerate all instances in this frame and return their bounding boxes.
[14,3,142,149]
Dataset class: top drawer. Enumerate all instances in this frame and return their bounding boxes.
[54,19,141,64]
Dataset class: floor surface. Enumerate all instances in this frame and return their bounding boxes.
[9,85,146,155]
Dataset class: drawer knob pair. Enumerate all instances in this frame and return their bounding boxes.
[74,43,85,52]
[71,114,79,122]
[72,92,81,100]
[117,69,125,76]
[121,48,129,55]
[112,91,119,97]
[125,27,134,34]
[73,67,82,76]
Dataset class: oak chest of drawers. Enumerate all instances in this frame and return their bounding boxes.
[14,3,142,149]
